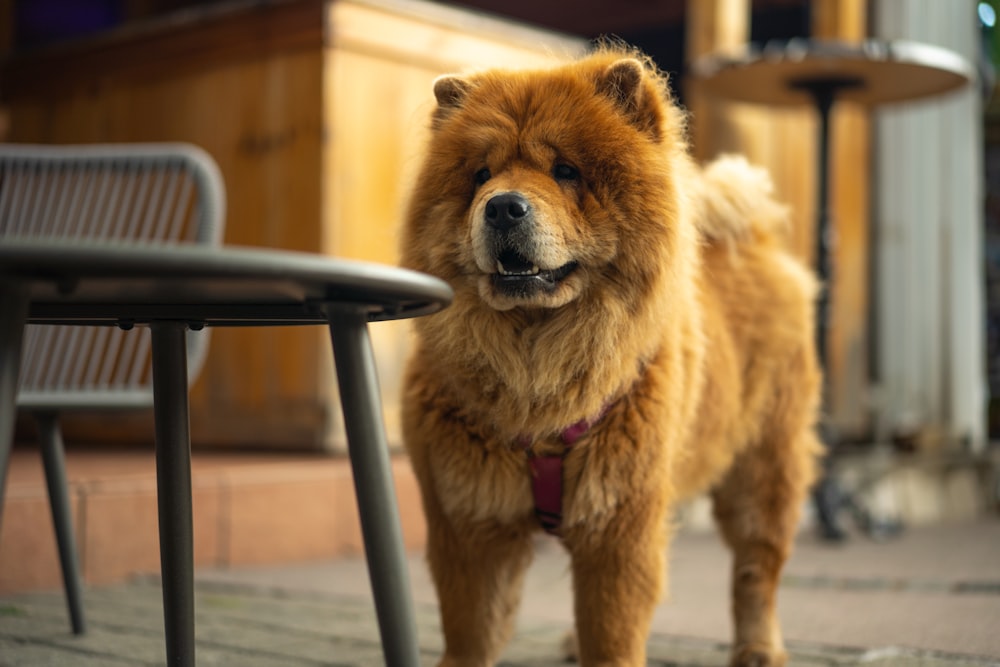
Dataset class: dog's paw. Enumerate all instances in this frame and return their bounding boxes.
[730,644,787,667]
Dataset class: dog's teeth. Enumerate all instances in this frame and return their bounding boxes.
[496,261,541,277]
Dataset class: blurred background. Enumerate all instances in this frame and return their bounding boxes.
[0,0,997,599]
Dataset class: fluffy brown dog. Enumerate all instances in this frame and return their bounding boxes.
[399,45,822,667]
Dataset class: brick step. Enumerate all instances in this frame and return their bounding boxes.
[0,446,427,595]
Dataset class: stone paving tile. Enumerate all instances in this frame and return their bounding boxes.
[1,580,998,667]
[0,638,138,667]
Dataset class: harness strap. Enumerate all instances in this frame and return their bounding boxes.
[529,455,565,534]
[524,407,608,536]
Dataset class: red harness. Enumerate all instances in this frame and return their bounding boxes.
[521,409,607,536]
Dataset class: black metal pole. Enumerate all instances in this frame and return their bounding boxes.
[813,85,835,371]
[790,78,904,542]
[0,285,29,539]
[36,411,87,634]
[809,84,849,541]
[792,79,848,541]
[325,306,420,667]
[151,323,196,667]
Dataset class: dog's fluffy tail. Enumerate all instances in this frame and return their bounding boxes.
[693,155,791,245]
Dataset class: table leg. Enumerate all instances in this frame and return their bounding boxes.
[150,323,195,667]
[796,82,903,542]
[36,411,87,635]
[808,88,848,542]
[0,285,29,540]
[326,307,420,667]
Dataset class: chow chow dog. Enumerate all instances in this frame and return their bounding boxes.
[399,45,822,667]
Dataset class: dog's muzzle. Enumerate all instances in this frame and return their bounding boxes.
[484,192,578,295]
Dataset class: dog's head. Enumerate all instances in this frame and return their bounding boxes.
[403,48,690,313]
[461,156,590,311]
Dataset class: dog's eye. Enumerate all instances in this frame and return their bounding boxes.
[474,168,491,186]
[553,163,579,181]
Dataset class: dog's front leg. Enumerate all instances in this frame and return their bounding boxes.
[564,499,668,667]
[426,508,534,667]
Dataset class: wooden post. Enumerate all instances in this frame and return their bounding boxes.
[812,0,867,41]
[684,0,753,162]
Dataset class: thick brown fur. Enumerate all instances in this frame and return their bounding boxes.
[400,45,823,667]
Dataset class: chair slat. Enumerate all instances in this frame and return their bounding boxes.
[1,143,226,410]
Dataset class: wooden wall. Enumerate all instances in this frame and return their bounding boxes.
[3,0,583,450]
[871,0,985,449]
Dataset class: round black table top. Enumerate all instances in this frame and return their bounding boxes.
[0,240,453,327]
[691,38,973,107]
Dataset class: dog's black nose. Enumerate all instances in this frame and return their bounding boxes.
[485,193,530,232]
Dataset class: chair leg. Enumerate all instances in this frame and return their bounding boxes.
[150,323,195,667]
[35,411,87,635]
[0,285,30,543]
[326,306,420,667]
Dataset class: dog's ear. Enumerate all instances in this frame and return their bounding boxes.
[595,58,665,141]
[432,75,473,127]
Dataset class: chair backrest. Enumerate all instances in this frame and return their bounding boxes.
[0,143,226,410]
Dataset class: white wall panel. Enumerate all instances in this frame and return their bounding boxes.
[872,0,986,449]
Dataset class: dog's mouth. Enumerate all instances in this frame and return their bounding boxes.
[491,248,578,293]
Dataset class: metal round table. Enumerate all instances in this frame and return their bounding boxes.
[692,38,972,370]
[692,38,972,540]
[0,241,453,667]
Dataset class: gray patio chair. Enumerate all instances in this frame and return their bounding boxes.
[0,143,225,634]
